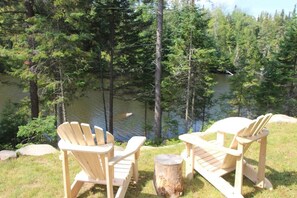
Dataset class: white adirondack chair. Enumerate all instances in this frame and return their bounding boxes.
[179,114,273,198]
[57,122,146,198]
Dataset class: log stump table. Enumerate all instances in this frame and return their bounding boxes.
[153,154,184,198]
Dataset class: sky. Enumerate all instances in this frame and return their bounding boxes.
[198,0,297,17]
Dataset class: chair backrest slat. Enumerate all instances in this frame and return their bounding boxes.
[95,126,105,145]
[70,122,87,146]
[81,123,95,146]
[58,122,78,144]
[252,114,272,136]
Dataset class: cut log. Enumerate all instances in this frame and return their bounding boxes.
[153,154,183,197]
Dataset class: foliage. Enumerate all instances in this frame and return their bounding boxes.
[17,115,57,145]
[162,115,179,138]
[0,101,28,150]
[163,4,216,132]
[0,1,297,144]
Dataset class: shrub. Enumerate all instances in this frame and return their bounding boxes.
[0,101,28,150]
[17,115,57,146]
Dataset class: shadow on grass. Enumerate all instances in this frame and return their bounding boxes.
[77,170,158,198]
[74,157,297,198]
[182,174,205,196]
[224,158,297,197]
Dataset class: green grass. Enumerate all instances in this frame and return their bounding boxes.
[0,123,296,197]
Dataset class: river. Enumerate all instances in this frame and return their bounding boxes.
[0,74,230,141]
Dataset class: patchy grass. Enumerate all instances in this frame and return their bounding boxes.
[0,123,296,197]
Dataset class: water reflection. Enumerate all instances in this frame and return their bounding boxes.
[0,74,230,141]
[66,90,155,141]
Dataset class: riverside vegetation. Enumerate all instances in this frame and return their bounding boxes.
[1,1,297,150]
[0,123,296,197]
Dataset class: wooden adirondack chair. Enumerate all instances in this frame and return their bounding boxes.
[57,122,146,198]
[179,114,273,198]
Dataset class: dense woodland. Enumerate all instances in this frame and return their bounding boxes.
[0,0,296,149]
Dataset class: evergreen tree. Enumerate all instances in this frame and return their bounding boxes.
[163,3,216,131]
[1,0,93,123]
[224,9,262,117]
[273,13,297,116]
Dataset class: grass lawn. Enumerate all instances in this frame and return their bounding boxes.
[0,123,296,197]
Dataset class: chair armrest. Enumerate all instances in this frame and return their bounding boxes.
[58,140,113,154]
[109,136,146,166]
[236,129,269,144]
[179,133,241,156]
[179,131,216,139]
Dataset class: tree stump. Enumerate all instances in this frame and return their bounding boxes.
[153,154,184,198]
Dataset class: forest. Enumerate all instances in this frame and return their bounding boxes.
[0,0,296,149]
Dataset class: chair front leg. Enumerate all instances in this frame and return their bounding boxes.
[256,136,267,188]
[132,157,139,183]
[61,150,71,198]
[185,143,194,180]
[234,143,244,195]
[105,154,114,198]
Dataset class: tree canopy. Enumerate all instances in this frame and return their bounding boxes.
[0,1,296,148]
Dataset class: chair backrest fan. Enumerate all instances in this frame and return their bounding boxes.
[57,122,111,181]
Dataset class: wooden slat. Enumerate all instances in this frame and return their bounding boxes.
[196,152,225,165]
[197,154,225,170]
[75,160,132,187]
[95,126,105,145]
[70,122,87,146]
[246,116,264,137]
[81,123,95,146]
[99,153,107,178]
[106,131,115,143]
[62,122,79,144]
[57,122,73,143]
[252,114,272,136]
[84,153,105,179]
[206,161,224,172]
[70,180,83,197]
[104,131,115,161]
[194,147,221,157]
[72,152,96,178]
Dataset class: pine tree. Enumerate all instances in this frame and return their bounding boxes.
[274,13,297,116]
[163,3,216,131]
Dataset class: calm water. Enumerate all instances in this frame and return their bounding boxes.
[0,74,230,141]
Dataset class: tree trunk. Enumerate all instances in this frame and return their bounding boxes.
[59,66,66,124]
[108,8,115,134]
[154,154,184,197]
[154,0,163,139]
[99,50,108,131]
[29,78,39,118]
[185,30,193,131]
[25,0,39,119]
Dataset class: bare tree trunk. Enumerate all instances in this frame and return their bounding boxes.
[185,30,193,131]
[58,66,66,124]
[154,0,163,139]
[54,65,66,126]
[108,8,115,134]
[191,87,195,128]
[25,0,39,119]
[99,50,108,131]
